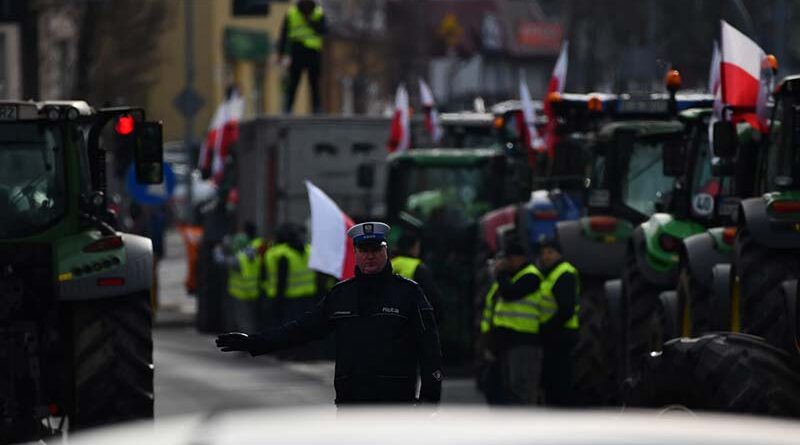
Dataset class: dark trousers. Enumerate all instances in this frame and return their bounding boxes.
[542,331,577,406]
[285,46,322,114]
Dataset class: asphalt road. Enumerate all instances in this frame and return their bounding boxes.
[153,230,483,421]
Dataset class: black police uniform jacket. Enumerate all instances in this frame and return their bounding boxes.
[250,261,443,404]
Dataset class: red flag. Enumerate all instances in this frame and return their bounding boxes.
[518,74,545,168]
[419,78,442,144]
[386,84,410,153]
[543,41,568,157]
[306,181,356,280]
[199,88,245,183]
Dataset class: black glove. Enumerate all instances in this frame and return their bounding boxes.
[215,332,252,352]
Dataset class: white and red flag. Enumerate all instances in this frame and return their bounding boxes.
[198,87,245,183]
[386,84,411,153]
[542,40,569,157]
[306,181,356,280]
[419,78,442,145]
[720,20,770,132]
[517,73,546,164]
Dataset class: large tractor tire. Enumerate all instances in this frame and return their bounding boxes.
[676,267,711,336]
[570,282,618,405]
[622,248,663,376]
[627,333,800,418]
[66,291,154,430]
[736,225,800,348]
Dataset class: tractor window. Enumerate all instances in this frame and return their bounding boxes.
[440,124,496,149]
[399,164,494,228]
[0,123,66,238]
[622,138,675,216]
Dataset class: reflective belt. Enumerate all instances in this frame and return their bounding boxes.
[491,264,546,334]
[265,243,317,298]
[539,262,581,329]
[286,6,324,51]
[391,256,421,280]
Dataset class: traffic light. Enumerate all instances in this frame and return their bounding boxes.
[113,115,136,178]
[232,0,270,16]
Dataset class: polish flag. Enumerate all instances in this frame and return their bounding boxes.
[306,181,356,280]
[518,73,546,165]
[386,84,411,153]
[720,20,770,132]
[419,78,442,145]
[543,41,569,157]
[198,87,245,183]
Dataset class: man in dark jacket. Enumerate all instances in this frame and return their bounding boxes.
[216,222,443,405]
[537,236,579,406]
[278,0,326,114]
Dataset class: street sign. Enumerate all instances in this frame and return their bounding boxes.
[173,88,205,118]
[224,27,271,61]
[127,162,176,205]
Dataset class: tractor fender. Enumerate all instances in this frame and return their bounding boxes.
[740,197,800,249]
[631,226,676,288]
[682,230,731,290]
[708,264,732,332]
[658,290,680,343]
[556,219,627,279]
[58,233,154,301]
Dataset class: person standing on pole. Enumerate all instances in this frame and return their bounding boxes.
[536,236,580,406]
[277,0,326,114]
[216,222,443,406]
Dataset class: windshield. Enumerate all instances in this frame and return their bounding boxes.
[764,92,800,191]
[398,164,493,228]
[622,137,675,216]
[0,123,66,238]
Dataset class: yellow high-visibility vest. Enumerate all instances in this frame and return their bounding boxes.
[539,262,580,329]
[286,5,324,51]
[491,264,546,334]
[228,239,263,301]
[392,256,422,280]
[265,243,316,299]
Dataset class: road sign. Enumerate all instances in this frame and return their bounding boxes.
[127,162,176,205]
[173,88,205,118]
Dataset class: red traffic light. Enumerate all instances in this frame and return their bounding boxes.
[115,115,135,135]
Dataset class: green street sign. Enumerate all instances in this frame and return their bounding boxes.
[224,27,270,61]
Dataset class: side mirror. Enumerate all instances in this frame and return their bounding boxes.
[662,136,684,176]
[712,121,737,157]
[134,121,164,185]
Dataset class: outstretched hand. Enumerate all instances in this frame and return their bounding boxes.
[215,332,252,352]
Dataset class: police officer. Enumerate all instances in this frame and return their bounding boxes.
[391,230,443,322]
[537,236,579,406]
[480,239,544,405]
[216,222,443,405]
[278,0,326,114]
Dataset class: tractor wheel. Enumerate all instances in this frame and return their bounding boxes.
[627,333,800,418]
[736,225,800,348]
[66,291,154,430]
[570,283,617,405]
[677,266,711,336]
[622,247,663,376]
[649,291,680,354]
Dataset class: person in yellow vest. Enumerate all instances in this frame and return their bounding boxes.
[226,222,263,332]
[277,0,326,114]
[481,239,545,405]
[391,231,443,322]
[264,224,318,357]
[536,235,580,407]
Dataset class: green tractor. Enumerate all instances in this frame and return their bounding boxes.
[558,92,714,404]
[0,102,163,442]
[385,148,528,363]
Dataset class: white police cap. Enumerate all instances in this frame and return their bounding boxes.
[347,222,390,246]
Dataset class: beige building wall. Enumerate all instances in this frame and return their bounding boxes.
[147,0,311,144]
